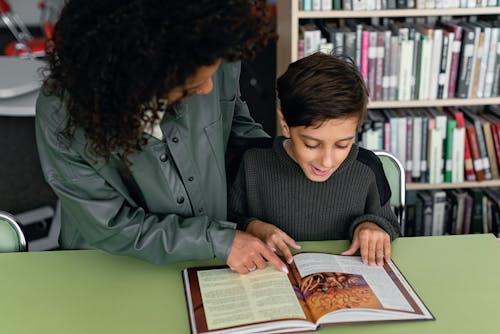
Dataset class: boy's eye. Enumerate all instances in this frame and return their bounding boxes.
[336,144,348,149]
[304,143,320,149]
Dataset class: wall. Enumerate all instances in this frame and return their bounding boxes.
[3,0,41,26]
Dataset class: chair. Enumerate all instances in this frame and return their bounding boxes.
[374,151,406,235]
[0,210,27,252]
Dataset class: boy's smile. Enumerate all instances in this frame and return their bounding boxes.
[282,116,359,182]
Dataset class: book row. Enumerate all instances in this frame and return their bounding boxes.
[299,18,500,100]
[357,106,500,184]
[299,0,500,11]
[405,187,500,237]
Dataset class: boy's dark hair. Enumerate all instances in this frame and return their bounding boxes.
[277,52,368,128]
[45,0,275,160]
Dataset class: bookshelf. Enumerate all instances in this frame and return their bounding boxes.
[277,1,500,76]
[276,0,500,192]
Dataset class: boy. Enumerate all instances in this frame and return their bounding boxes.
[228,52,400,269]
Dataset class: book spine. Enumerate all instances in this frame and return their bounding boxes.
[389,35,400,100]
[412,116,423,179]
[451,127,465,183]
[420,114,429,182]
[406,114,413,182]
[437,32,450,99]
[444,119,457,182]
[482,120,499,179]
[456,25,475,98]
[483,27,499,98]
[476,26,491,98]
[470,29,484,98]
[374,31,385,101]
[368,30,378,99]
[429,29,443,100]
[382,30,392,101]
[463,128,477,181]
[447,27,463,98]
[361,30,369,84]
[474,118,492,180]
[466,125,486,181]
[491,123,500,173]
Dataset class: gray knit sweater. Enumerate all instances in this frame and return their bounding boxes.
[228,136,400,241]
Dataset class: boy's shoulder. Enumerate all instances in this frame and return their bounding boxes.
[355,147,391,204]
[242,136,284,165]
[355,146,382,168]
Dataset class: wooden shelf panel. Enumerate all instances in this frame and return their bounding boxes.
[298,7,500,19]
[407,179,500,191]
[368,97,500,109]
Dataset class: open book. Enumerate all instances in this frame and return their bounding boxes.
[183,252,434,334]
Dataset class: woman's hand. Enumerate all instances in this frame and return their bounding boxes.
[246,220,301,264]
[226,230,289,275]
[341,222,391,266]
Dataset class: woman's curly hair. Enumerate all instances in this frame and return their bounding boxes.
[45,0,275,160]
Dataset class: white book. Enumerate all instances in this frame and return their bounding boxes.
[312,0,321,10]
[426,0,436,8]
[429,128,443,184]
[451,127,465,183]
[418,36,432,100]
[483,27,499,98]
[429,29,443,100]
[352,0,366,10]
[431,190,447,236]
[398,40,414,101]
[477,24,492,98]
[321,0,333,10]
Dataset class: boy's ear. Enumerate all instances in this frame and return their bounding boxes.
[277,109,291,137]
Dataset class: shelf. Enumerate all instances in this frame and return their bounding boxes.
[407,179,500,191]
[298,7,500,19]
[368,97,500,109]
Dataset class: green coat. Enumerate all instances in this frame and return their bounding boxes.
[35,61,269,264]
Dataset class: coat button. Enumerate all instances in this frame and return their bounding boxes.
[176,196,185,204]
[159,154,168,162]
[188,176,194,182]
[172,137,179,143]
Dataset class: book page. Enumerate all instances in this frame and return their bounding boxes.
[293,253,415,313]
[196,264,307,331]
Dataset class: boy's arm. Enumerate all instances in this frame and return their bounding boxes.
[348,178,401,241]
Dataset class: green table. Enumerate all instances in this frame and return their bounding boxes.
[1,234,499,334]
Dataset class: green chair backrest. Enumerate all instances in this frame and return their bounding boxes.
[373,151,406,233]
[0,211,27,252]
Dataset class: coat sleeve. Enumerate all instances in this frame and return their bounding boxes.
[35,90,236,265]
[227,156,257,231]
[225,61,272,186]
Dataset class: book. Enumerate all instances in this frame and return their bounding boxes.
[183,253,434,334]
[462,106,493,180]
[436,21,463,98]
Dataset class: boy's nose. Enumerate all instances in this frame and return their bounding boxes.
[320,151,335,168]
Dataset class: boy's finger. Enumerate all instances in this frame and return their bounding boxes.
[384,238,391,263]
[341,238,360,256]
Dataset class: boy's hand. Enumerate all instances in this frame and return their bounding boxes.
[246,220,301,264]
[227,230,289,275]
[341,222,391,266]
